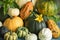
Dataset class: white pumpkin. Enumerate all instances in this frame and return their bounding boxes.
[31,0,37,6]
[8,8,19,17]
[38,28,52,40]
[0,21,2,27]
[15,0,37,8]
[25,33,37,40]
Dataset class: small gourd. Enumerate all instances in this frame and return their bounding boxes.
[3,16,23,31]
[20,1,33,20]
[47,19,60,38]
[8,8,19,17]
[15,0,31,8]
[4,32,18,40]
[25,33,37,40]
[15,0,36,8]
[0,21,2,27]
[16,27,28,38]
[38,28,52,40]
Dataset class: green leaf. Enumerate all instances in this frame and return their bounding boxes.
[0,1,3,6]
[47,15,60,22]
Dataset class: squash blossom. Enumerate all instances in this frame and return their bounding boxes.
[35,14,43,22]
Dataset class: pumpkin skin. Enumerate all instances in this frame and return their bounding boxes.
[25,33,37,40]
[36,0,58,16]
[15,0,37,8]
[0,26,9,38]
[47,19,60,38]
[16,27,28,38]
[25,14,46,34]
[20,1,33,20]
[4,32,18,40]
[3,16,23,31]
[38,28,52,40]
[8,8,19,17]
[0,21,2,27]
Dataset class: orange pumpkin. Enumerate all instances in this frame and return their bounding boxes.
[3,16,23,31]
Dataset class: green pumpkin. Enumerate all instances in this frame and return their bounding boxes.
[36,0,58,16]
[4,32,18,40]
[0,26,9,38]
[16,27,28,38]
[25,13,46,34]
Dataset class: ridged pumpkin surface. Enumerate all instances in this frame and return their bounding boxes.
[37,0,58,16]
[3,17,23,31]
[47,19,60,38]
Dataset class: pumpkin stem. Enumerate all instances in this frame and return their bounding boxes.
[10,31,12,35]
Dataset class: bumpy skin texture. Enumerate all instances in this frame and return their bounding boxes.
[3,17,23,31]
[36,0,58,16]
[4,32,18,40]
[47,19,60,38]
[20,1,33,20]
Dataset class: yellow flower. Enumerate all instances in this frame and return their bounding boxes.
[35,14,43,22]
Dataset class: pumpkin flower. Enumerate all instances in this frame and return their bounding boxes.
[35,14,43,22]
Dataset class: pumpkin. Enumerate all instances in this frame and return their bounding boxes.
[25,13,46,34]
[0,26,9,38]
[3,16,23,31]
[47,19,60,38]
[36,0,58,16]
[4,32,18,40]
[15,0,36,8]
[20,1,33,20]
[0,21,2,27]
[16,27,28,38]
[8,8,19,17]
[25,33,37,40]
[15,0,31,8]
[38,28,52,40]
[31,0,37,6]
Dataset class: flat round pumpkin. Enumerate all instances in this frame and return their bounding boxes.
[3,16,23,31]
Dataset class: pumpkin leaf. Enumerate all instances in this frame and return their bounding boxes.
[0,0,19,15]
[47,15,60,22]
[0,1,3,6]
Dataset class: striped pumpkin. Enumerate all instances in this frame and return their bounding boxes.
[16,27,28,38]
[4,32,18,40]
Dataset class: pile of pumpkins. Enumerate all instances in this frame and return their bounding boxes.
[0,0,60,40]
